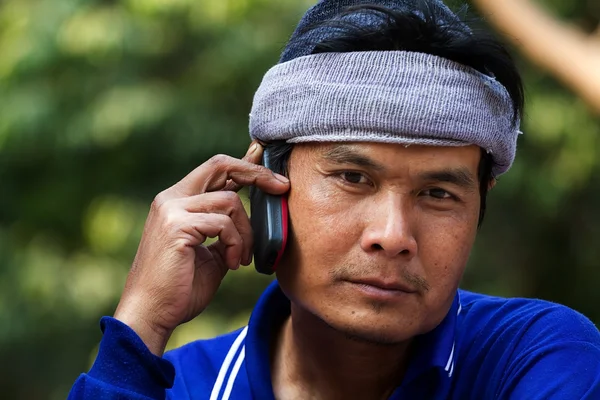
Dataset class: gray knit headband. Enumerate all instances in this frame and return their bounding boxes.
[249,50,522,176]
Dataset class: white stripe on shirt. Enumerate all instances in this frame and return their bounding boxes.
[445,341,455,372]
[209,326,248,400]
[221,345,246,400]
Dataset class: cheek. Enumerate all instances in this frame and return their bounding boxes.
[279,178,361,287]
[289,180,359,253]
[404,212,478,332]
[417,213,478,294]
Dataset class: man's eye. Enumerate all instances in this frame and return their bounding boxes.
[423,188,453,200]
[340,172,369,185]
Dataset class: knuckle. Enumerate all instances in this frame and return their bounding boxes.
[228,231,243,246]
[220,191,242,210]
[253,163,266,172]
[163,208,181,231]
[248,163,266,175]
[154,199,184,230]
[221,190,238,201]
[152,191,169,209]
[209,154,232,169]
[216,215,237,236]
[215,213,231,227]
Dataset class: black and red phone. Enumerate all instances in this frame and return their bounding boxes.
[250,147,289,275]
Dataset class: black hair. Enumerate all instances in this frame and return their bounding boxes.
[255,1,525,227]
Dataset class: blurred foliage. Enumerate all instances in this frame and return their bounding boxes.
[0,0,598,398]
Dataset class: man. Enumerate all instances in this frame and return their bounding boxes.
[68,0,600,399]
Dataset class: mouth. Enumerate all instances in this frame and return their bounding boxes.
[345,278,418,299]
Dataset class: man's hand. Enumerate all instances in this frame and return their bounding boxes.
[113,142,290,356]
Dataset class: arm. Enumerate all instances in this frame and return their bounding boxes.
[498,305,600,399]
[68,317,175,400]
[66,141,290,399]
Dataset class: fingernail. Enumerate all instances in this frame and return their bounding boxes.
[274,173,289,183]
[247,143,259,155]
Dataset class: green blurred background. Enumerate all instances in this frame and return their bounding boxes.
[0,0,598,399]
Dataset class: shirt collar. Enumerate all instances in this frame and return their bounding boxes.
[245,280,288,400]
[402,291,461,384]
[244,280,460,399]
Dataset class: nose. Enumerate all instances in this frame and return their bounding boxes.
[359,195,418,259]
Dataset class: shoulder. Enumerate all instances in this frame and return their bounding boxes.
[454,290,600,399]
[458,289,600,344]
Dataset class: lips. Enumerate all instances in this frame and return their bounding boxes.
[348,278,417,293]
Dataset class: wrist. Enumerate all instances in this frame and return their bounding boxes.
[114,299,173,357]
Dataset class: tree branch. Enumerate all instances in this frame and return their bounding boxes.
[472,0,600,114]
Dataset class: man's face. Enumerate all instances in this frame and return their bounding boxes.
[276,142,482,343]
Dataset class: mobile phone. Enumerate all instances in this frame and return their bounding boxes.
[250,147,289,275]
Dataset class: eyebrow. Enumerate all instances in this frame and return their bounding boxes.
[321,145,385,171]
[321,145,478,190]
[419,169,478,191]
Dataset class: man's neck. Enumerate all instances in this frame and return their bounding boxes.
[271,304,412,400]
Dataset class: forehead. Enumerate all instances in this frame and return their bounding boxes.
[293,142,482,172]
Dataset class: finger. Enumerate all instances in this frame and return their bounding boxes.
[173,191,254,265]
[223,141,264,192]
[244,141,264,164]
[169,153,289,197]
[208,240,249,273]
[185,213,244,270]
[206,241,231,273]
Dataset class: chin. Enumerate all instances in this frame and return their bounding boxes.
[341,327,411,346]
[320,304,421,346]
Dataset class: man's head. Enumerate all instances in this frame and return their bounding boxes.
[249,0,524,344]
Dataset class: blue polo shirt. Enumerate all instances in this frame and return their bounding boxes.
[69,280,600,399]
